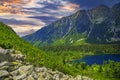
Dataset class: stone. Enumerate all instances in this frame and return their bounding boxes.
[0,70,9,78]
[10,70,19,76]
[25,75,35,80]
[38,74,45,80]
[53,74,60,80]
[35,67,47,72]
[31,71,38,79]
[0,66,9,70]
[75,75,82,80]
[13,74,27,80]
[0,47,6,54]
[0,61,8,67]
[18,65,33,75]
[0,62,9,70]
[7,63,18,72]
[11,52,25,61]
[4,77,13,80]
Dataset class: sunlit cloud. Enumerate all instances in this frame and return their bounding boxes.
[0,0,80,36]
[60,3,80,12]
[0,0,29,14]
[9,23,44,37]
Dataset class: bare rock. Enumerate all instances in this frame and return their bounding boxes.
[18,65,33,75]
[25,75,35,80]
[0,70,9,78]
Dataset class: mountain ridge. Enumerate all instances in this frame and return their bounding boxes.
[23,3,120,46]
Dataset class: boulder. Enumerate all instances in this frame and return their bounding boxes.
[10,51,25,61]
[10,70,19,76]
[35,67,47,72]
[75,75,82,80]
[13,73,28,80]
[25,75,35,80]
[0,61,9,71]
[0,61,8,67]
[31,71,38,79]
[0,66,9,70]
[0,47,6,54]
[0,70,9,78]
[18,65,33,75]
[38,74,45,80]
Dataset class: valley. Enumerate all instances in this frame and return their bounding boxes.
[0,2,120,80]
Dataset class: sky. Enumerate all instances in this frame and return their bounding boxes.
[0,0,120,36]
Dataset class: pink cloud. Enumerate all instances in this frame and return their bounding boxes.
[60,3,80,12]
[0,0,80,36]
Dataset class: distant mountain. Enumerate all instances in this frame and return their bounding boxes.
[23,3,120,46]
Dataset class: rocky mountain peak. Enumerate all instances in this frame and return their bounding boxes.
[112,2,120,12]
[112,2,120,9]
[23,2,120,46]
[95,4,109,10]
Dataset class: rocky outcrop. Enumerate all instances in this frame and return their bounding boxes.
[0,47,92,80]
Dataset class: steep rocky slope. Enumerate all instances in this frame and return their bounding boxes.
[0,47,92,80]
[23,3,120,46]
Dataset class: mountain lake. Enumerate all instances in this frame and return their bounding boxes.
[73,54,120,65]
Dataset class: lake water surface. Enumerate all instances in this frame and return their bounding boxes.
[74,54,120,65]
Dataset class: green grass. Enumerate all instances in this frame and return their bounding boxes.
[0,22,48,66]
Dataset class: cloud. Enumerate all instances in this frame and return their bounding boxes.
[9,24,43,37]
[0,0,25,14]
[0,16,45,36]
[1,0,120,36]
[60,3,80,12]
[0,0,81,36]
[0,18,37,25]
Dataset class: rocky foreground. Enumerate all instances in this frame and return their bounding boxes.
[0,47,92,80]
